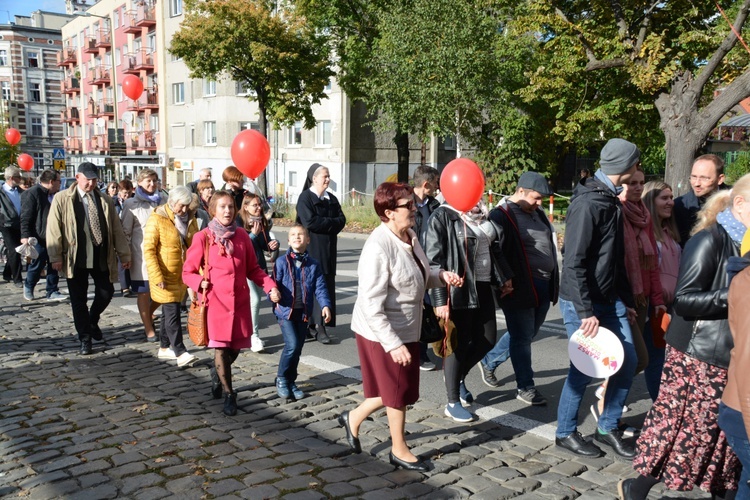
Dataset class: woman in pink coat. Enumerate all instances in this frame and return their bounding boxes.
[183,191,280,416]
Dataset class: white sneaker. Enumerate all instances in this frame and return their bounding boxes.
[157,348,177,360]
[250,334,265,353]
[176,352,196,367]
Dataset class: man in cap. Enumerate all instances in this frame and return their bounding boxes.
[480,171,558,407]
[47,162,131,355]
[555,138,639,459]
[0,166,25,287]
[674,154,729,246]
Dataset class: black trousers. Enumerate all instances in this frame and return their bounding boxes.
[1,225,22,284]
[311,273,336,330]
[67,266,114,341]
[160,302,187,357]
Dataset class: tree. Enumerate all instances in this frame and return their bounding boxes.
[512,0,750,194]
[170,0,333,191]
[0,127,19,170]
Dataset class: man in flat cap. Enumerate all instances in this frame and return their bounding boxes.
[47,162,131,355]
[480,171,558,408]
[555,138,639,459]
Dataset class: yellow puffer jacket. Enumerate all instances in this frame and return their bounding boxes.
[143,204,198,304]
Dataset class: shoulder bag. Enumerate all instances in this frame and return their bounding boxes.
[187,234,210,347]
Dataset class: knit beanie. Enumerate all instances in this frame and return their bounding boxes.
[599,139,640,175]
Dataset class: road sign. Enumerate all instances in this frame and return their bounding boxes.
[53,148,65,160]
[54,159,66,171]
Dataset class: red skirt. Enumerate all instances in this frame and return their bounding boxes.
[355,334,419,408]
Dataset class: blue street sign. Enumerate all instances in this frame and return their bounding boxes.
[53,148,65,160]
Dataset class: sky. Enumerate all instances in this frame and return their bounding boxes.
[0,0,69,20]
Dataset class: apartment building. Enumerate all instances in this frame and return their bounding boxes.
[0,11,71,174]
[59,0,163,181]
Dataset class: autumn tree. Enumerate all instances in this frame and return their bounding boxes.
[170,0,333,191]
[512,0,750,194]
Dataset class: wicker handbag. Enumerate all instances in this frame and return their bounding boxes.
[187,235,210,347]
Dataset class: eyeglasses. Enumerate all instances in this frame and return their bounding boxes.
[393,201,415,211]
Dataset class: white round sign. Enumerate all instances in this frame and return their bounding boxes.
[568,326,624,378]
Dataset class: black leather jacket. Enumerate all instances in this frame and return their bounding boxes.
[425,206,513,310]
[667,223,739,368]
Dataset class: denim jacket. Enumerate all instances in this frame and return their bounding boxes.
[271,248,331,321]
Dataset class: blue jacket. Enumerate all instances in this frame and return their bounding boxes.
[272,248,331,321]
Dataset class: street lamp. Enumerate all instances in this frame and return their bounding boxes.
[73,11,120,143]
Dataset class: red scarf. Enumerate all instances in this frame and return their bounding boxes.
[618,196,657,302]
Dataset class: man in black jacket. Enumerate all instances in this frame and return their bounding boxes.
[481,172,558,406]
[673,154,728,246]
[0,166,24,287]
[21,169,65,301]
[555,138,639,460]
[186,168,212,194]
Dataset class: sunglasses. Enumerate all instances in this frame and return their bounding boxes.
[393,201,415,211]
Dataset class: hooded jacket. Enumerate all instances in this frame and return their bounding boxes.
[559,176,634,318]
[272,248,331,322]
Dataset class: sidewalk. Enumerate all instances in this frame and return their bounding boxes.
[0,283,708,499]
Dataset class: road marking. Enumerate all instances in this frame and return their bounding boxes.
[300,355,557,442]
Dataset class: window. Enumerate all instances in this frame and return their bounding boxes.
[115,48,120,66]
[203,79,216,96]
[235,81,255,96]
[117,84,122,101]
[1,81,10,100]
[30,83,41,102]
[30,117,43,136]
[315,120,332,146]
[170,0,182,17]
[172,82,184,104]
[324,78,332,92]
[239,121,260,132]
[27,51,39,68]
[289,171,297,188]
[33,152,45,169]
[149,113,158,132]
[443,135,456,150]
[287,121,302,145]
[147,33,156,53]
[113,8,119,28]
[0,50,6,66]
[204,121,216,145]
[170,52,181,62]
[170,124,185,148]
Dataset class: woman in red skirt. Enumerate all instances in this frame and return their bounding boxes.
[336,182,462,472]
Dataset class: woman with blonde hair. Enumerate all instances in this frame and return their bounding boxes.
[620,175,750,500]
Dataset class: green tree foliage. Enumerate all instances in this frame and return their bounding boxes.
[0,127,19,170]
[169,0,333,135]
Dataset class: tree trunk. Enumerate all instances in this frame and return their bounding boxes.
[256,103,269,196]
[395,130,410,183]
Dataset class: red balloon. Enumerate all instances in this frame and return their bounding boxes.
[231,129,270,180]
[17,153,34,171]
[5,128,21,146]
[440,158,485,212]
[122,75,144,100]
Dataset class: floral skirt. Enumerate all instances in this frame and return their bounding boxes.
[633,347,740,494]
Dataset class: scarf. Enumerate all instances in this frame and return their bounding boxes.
[174,212,189,240]
[135,186,161,206]
[717,208,747,244]
[619,197,657,302]
[207,218,237,255]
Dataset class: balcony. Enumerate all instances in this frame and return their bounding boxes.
[89,134,109,153]
[61,107,80,124]
[86,100,100,118]
[99,99,115,116]
[83,36,99,54]
[64,136,82,153]
[126,88,158,110]
[128,130,157,151]
[87,66,111,86]
[61,77,81,94]
[122,50,154,74]
[56,47,77,66]
[123,4,156,34]
[95,30,111,49]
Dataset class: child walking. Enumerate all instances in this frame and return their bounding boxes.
[272,224,331,400]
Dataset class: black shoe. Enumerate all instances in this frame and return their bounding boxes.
[79,340,93,355]
[595,429,635,458]
[337,411,361,454]
[306,326,317,340]
[479,362,501,388]
[389,452,428,472]
[316,329,331,345]
[617,478,636,500]
[223,392,237,416]
[555,431,604,457]
[90,324,103,341]
[210,366,222,399]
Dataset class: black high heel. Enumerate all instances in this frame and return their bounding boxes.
[337,411,361,454]
[389,452,428,472]
[223,392,237,416]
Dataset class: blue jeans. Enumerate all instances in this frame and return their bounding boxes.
[718,403,750,499]
[277,312,307,383]
[556,298,637,437]
[24,244,59,297]
[483,277,551,390]
[642,306,667,401]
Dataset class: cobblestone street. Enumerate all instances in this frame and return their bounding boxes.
[0,283,711,499]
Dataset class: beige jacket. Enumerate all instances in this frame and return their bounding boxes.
[46,183,131,281]
[121,194,162,281]
[351,224,442,353]
[724,264,750,438]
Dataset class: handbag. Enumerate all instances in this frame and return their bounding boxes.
[420,301,444,343]
[187,235,210,347]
